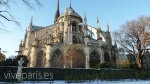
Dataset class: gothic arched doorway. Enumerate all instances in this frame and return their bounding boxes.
[64,45,85,68]
[104,51,110,62]
[35,50,46,67]
[51,49,63,68]
[90,50,100,68]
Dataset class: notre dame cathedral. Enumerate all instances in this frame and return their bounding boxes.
[18,0,118,68]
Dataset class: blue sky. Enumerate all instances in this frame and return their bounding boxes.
[0,0,150,58]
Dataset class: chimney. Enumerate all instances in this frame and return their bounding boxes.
[0,48,1,53]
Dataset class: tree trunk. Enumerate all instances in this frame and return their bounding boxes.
[136,56,143,68]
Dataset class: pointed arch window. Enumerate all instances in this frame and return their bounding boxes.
[104,52,110,62]
[51,49,63,68]
[90,50,100,68]
[73,36,77,44]
[35,50,46,67]
[79,25,82,32]
[72,21,77,32]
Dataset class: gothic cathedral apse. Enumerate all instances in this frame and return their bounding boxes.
[18,0,118,68]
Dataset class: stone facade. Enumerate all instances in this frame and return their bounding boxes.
[18,0,118,68]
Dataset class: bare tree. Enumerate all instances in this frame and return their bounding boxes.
[64,45,85,68]
[0,0,42,31]
[51,50,64,68]
[113,16,150,68]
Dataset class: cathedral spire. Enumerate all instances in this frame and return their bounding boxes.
[70,0,72,7]
[30,16,33,26]
[54,0,60,23]
[28,16,33,32]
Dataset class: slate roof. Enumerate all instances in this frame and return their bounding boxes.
[32,25,43,31]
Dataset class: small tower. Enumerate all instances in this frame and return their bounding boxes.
[70,0,72,7]
[97,16,101,29]
[106,21,109,32]
[28,16,33,32]
[64,8,68,21]
[25,17,33,49]
[84,13,88,37]
[32,31,38,46]
[54,0,60,23]
[30,31,38,67]
[105,21,112,48]
[84,13,90,46]
[114,41,118,51]
[96,16,101,40]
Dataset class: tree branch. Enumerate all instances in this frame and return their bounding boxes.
[0,0,42,31]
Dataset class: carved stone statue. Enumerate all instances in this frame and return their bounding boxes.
[18,58,24,66]
[16,58,24,82]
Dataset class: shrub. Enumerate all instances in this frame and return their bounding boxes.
[119,62,138,69]
[119,63,130,69]
[129,63,139,69]
[0,55,29,67]
[97,62,116,68]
